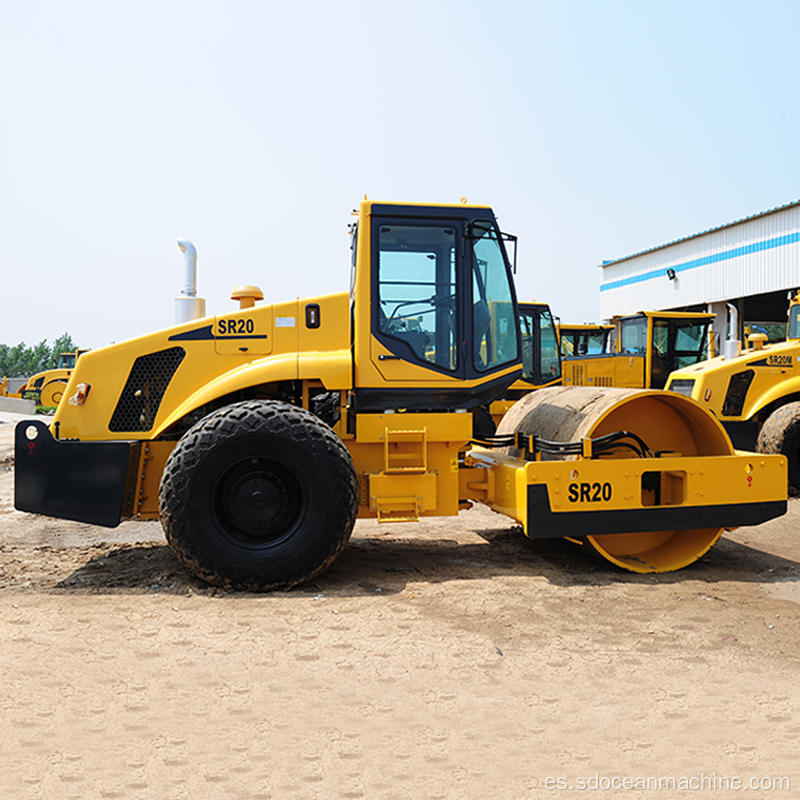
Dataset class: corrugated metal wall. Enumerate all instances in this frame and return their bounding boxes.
[599,204,800,318]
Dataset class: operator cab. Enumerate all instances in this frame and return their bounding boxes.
[517,302,561,390]
[55,350,88,370]
[618,312,713,389]
[352,202,522,410]
[648,315,712,388]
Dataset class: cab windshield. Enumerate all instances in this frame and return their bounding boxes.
[651,318,709,368]
[670,319,709,368]
[470,222,518,372]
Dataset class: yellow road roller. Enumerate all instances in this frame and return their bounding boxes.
[667,292,800,491]
[22,349,88,407]
[14,200,787,590]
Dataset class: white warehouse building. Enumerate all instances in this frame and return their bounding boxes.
[599,200,800,347]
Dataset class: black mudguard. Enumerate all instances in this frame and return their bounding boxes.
[722,420,761,452]
[526,485,786,539]
[14,420,141,528]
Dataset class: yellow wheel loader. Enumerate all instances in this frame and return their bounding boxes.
[562,311,714,389]
[22,349,88,407]
[14,200,787,591]
[667,292,800,490]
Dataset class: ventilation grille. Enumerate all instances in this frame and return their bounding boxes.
[109,347,186,432]
[722,369,755,417]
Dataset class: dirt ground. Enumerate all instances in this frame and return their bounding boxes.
[1,415,800,799]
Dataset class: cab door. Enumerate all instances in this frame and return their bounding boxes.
[518,305,562,387]
[616,315,648,387]
[352,202,521,411]
[370,219,461,382]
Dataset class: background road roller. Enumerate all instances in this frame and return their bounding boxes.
[667,292,800,491]
[14,200,788,591]
[22,349,88,407]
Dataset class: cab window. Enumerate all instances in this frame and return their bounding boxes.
[539,308,561,381]
[620,317,647,354]
[585,330,608,354]
[671,319,709,368]
[470,222,518,372]
[376,224,457,371]
[521,307,561,382]
[520,312,536,380]
[651,320,671,388]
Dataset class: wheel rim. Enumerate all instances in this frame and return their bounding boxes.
[214,457,304,544]
[41,382,66,407]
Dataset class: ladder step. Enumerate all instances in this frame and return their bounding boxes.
[384,427,427,473]
[375,496,420,523]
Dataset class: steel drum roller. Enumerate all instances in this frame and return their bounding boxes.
[497,386,735,572]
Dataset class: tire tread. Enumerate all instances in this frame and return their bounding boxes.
[756,401,800,493]
[160,400,358,591]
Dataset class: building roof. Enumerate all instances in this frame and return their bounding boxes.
[601,198,800,268]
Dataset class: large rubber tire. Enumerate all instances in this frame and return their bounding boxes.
[756,401,800,493]
[159,400,359,591]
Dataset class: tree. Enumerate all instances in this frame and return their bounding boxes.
[48,334,77,369]
[0,335,78,377]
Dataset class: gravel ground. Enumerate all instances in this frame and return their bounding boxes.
[1,416,799,798]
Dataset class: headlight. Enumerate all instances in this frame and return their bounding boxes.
[667,378,696,397]
[67,383,91,406]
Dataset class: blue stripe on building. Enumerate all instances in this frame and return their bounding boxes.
[601,231,800,293]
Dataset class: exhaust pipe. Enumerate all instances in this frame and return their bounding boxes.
[722,302,741,359]
[720,302,741,359]
[175,238,206,324]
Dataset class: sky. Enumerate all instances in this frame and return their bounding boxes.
[2,0,800,351]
